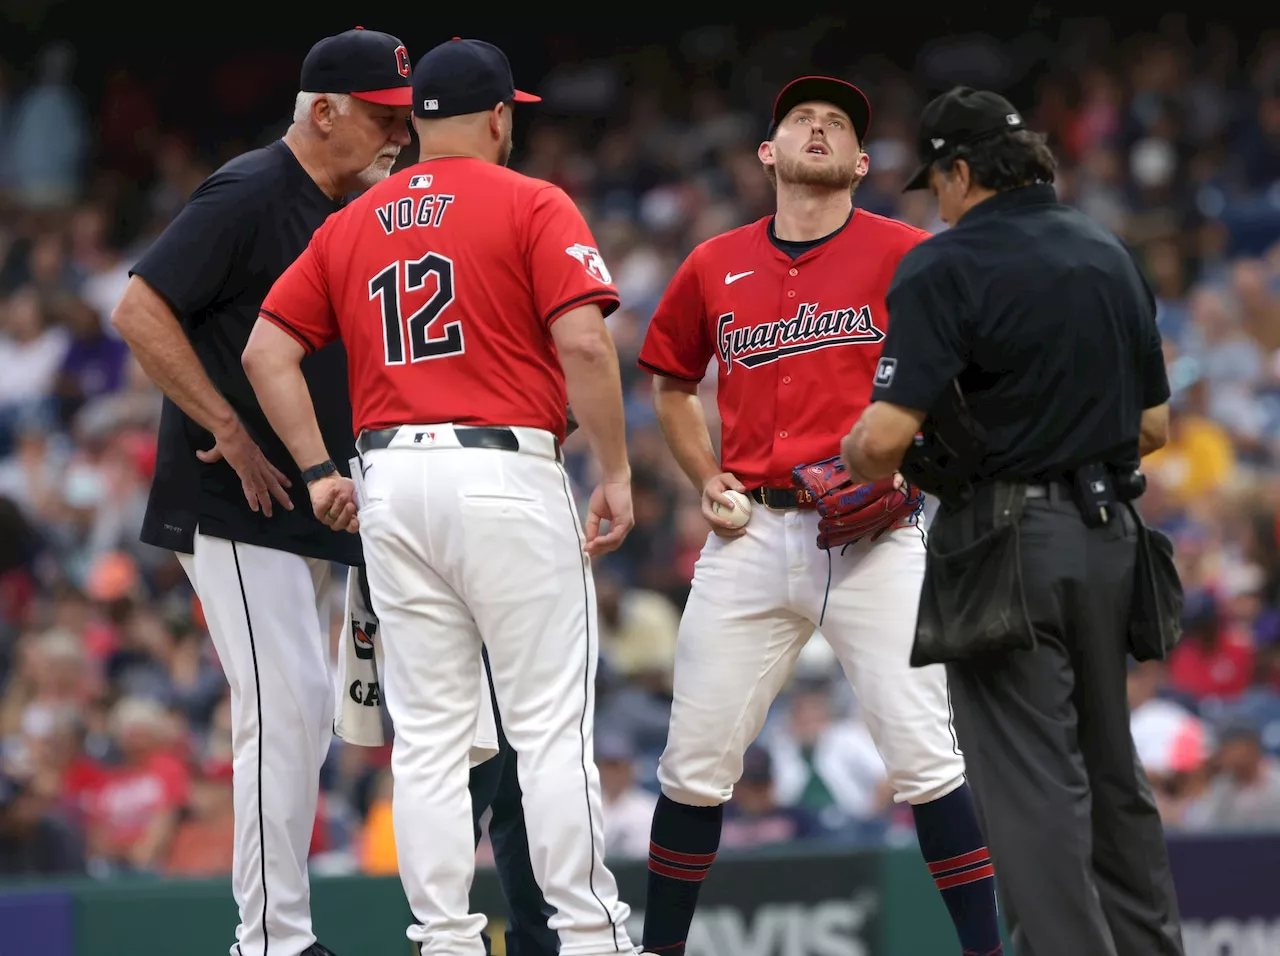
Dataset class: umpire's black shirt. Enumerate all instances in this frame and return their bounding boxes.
[870,184,1170,480]
[131,140,363,566]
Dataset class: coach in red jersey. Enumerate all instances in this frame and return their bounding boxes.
[635,77,1006,956]
[240,36,636,956]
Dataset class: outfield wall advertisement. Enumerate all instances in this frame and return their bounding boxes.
[0,834,1274,956]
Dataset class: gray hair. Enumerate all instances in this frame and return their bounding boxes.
[294,91,352,125]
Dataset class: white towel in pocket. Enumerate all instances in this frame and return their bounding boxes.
[336,460,499,766]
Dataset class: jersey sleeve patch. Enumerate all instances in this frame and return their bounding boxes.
[564,243,613,285]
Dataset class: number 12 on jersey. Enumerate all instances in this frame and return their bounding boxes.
[369,252,464,365]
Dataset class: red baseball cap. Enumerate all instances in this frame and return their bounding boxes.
[770,75,872,145]
[301,26,413,107]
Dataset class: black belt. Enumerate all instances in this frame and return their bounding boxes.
[749,486,816,510]
[356,425,550,457]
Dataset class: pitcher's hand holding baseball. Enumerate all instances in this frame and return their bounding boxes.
[703,472,750,538]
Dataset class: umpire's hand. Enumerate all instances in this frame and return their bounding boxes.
[198,417,294,517]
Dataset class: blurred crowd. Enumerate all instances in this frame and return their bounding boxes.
[0,17,1279,881]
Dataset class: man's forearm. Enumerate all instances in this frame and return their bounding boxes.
[654,385,722,492]
[844,417,897,482]
[560,347,629,480]
[843,402,926,482]
[110,277,238,436]
[243,350,329,470]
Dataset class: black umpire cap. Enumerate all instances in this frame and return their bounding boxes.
[769,75,872,145]
[903,86,1026,191]
[412,37,541,119]
[301,26,413,106]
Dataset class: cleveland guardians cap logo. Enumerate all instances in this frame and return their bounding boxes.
[395,45,411,77]
[352,620,377,660]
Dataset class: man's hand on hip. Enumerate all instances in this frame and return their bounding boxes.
[197,418,293,517]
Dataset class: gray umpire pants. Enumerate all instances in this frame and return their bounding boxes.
[940,487,1185,956]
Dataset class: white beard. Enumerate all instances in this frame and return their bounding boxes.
[356,152,399,189]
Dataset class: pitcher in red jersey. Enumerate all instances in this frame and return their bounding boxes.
[635,76,1005,956]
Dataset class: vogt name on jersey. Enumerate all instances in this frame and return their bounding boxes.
[716,302,884,372]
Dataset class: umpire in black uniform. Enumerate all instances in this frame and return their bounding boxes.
[839,87,1185,956]
[110,27,556,956]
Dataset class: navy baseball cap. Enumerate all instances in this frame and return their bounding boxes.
[413,37,540,119]
[301,26,413,107]
[903,86,1026,192]
[770,75,872,145]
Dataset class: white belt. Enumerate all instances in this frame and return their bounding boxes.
[355,423,561,462]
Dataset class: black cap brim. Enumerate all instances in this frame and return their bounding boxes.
[771,76,871,144]
[902,161,931,192]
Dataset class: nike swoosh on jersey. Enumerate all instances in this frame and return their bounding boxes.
[724,271,754,285]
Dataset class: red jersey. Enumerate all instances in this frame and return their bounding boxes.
[638,211,928,488]
[84,750,190,855]
[259,157,619,441]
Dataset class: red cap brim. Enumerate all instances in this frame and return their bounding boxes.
[352,87,414,107]
[513,90,541,103]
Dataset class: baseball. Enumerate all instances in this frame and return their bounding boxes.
[713,489,753,528]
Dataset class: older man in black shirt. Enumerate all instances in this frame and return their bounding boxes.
[840,88,1184,956]
[108,29,559,956]
[109,29,414,956]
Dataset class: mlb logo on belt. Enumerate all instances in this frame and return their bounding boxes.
[414,431,436,445]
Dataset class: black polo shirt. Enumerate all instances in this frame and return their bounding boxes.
[870,184,1170,481]
[130,140,363,566]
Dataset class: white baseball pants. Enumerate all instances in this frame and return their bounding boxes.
[657,505,966,808]
[178,531,334,956]
[353,424,634,956]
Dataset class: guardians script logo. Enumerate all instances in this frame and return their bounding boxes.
[717,302,883,371]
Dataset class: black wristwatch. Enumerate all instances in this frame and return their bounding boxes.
[300,459,338,484]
